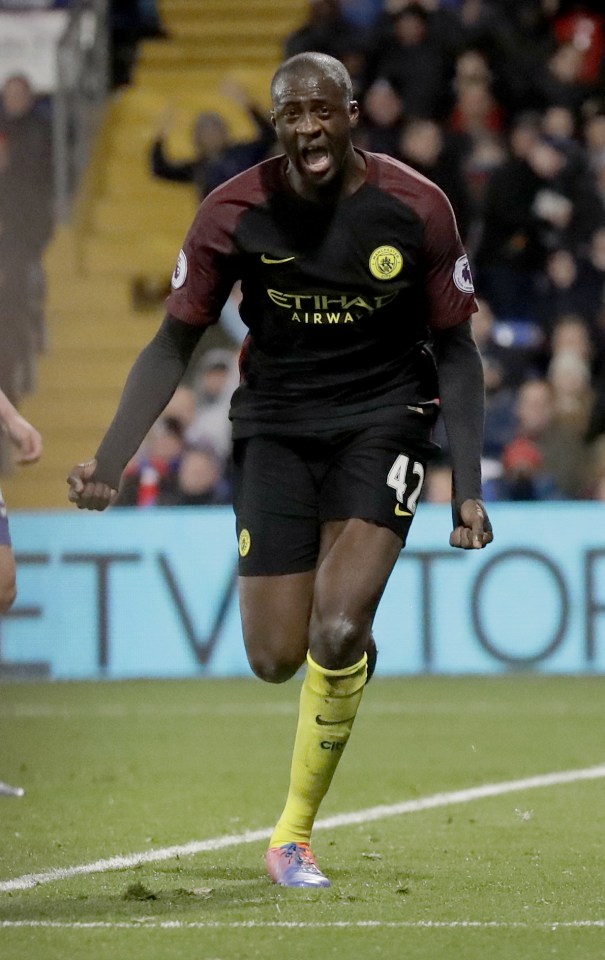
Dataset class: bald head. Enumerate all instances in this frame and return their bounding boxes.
[271,53,353,106]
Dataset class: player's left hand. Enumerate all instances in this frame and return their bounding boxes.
[450,499,493,550]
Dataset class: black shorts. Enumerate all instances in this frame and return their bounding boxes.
[233,428,430,576]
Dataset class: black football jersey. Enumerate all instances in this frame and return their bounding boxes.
[166,150,477,438]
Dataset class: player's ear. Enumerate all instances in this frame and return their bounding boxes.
[270,110,277,130]
[349,100,360,127]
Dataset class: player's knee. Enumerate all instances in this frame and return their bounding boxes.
[0,578,17,615]
[309,614,363,669]
[247,650,303,684]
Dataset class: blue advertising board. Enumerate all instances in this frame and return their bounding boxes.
[1,503,604,678]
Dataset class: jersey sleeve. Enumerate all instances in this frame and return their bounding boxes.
[165,190,240,327]
[422,185,477,331]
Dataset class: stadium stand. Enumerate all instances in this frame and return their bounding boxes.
[1,0,306,508]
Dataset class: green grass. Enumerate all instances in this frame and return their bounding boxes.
[1,676,605,959]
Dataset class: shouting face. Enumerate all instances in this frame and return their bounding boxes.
[271,61,360,201]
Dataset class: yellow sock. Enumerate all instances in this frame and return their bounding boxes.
[270,651,367,847]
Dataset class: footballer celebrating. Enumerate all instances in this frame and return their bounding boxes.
[68,52,493,888]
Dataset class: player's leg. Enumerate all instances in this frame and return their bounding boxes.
[266,433,427,886]
[0,503,22,795]
[266,519,401,885]
[315,519,379,679]
[238,571,313,683]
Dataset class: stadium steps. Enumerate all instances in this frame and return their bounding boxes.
[1,0,305,508]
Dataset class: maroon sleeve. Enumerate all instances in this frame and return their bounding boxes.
[421,185,478,332]
[165,188,241,327]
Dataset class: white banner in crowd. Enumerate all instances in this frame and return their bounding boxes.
[0,11,68,92]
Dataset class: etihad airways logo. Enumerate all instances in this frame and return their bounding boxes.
[267,288,397,325]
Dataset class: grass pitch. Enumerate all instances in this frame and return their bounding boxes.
[1,675,604,959]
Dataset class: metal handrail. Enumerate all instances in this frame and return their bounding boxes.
[53,0,109,221]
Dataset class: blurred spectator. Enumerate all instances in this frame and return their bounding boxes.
[551,1,605,88]
[542,104,578,144]
[473,113,545,317]
[534,41,595,114]
[527,134,604,256]
[397,117,472,240]
[115,416,185,507]
[494,435,562,501]
[446,52,507,228]
[448,69,505,141]
[150,82,275,202]
[284,0,358,60]
[534,247,603,340]
[549,312,595,370]
[547,347,595,436]
[163,384,197,432]
[506,376,588,498]
[487,0,557,115]
[185,348,239,462]
[110,0,168,87]
[372,3,451,120]
[173,445,232,506]
[334,34,371,99]
[355,79,406,155]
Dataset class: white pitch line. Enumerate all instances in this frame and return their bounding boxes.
[1,920,605,930]
[1,763,605,895]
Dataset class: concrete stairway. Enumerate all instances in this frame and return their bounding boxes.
[2,0,305,509]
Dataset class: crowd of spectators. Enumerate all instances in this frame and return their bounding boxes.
[135,0,605,509]
[5,0,605,508]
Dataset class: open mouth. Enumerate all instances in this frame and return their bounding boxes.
[301,146,332,176]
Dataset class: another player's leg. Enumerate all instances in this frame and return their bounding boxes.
[0,519,23,797]
[265,519,402,887]
[0,500,17,614]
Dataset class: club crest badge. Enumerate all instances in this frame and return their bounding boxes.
[239,528,251,557]
[171,249,188,289]
[453,254,474,293]
[369,245,403,281]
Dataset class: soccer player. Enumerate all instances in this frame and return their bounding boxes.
[0,387,43,798]
[67,52,493,887]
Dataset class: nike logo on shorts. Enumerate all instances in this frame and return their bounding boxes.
[394,504,412,517]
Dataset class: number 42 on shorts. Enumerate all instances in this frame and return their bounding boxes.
[386,453,425,517]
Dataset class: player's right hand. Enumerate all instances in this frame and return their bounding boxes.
[67,458,118,511]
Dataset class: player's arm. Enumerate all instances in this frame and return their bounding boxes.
[0,389,43,463]
[432,319,493,550]
[67,315,203,510]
